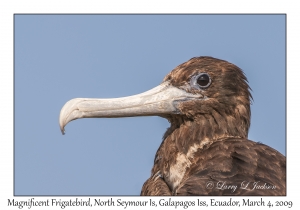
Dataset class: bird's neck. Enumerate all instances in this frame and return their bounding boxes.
[165,112,248,153]
[152,111,249,192]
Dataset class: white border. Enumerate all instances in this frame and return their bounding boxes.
[1,0,298,209]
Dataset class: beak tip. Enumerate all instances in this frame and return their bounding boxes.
[59,124,66,135]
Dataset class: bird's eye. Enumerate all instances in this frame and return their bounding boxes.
[195,73,211,89]
[190,73,212,90]
[197,74,210,87]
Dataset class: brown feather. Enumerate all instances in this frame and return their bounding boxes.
[141,57,285,196]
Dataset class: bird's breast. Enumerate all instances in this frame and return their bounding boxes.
[163,139,212,192]
[166,153,191,191]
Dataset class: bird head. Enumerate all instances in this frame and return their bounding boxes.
[59,56,252,139]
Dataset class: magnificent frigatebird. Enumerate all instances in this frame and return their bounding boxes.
[59,56,286,195]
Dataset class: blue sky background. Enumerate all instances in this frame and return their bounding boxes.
[15,15,286,196]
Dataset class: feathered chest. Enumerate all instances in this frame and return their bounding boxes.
[157,136,213,192]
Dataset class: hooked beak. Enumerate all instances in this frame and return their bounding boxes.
[59,81,200,134]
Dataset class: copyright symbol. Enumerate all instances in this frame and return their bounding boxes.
[206,181,214,189]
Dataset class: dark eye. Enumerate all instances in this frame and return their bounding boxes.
[196,73,211,88]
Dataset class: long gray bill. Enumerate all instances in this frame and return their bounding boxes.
[59,81,201,134]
